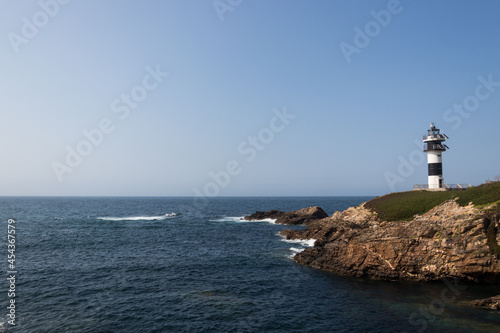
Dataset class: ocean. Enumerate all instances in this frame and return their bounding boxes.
[1,196,500,333]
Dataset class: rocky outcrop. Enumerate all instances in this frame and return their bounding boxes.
[243,206,328,225]
[279,200,500,283]
[470,294,500,310]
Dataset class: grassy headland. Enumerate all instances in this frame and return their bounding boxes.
[365,181,500,221]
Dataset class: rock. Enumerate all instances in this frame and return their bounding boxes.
[243,206,328,225]
[279,200,500,283]
[243,210,284,221]
[470,295,500,310]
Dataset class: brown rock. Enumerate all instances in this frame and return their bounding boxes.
[279,200,500,283]
[243,206,328,225]
[470,295,500,310]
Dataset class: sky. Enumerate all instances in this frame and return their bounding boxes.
[1,0,499,197]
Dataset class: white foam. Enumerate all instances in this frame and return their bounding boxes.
[97,213,177,221]
[210,216,246,223]
[210,217,277,224]
[249,218,277,224]
[279,235,316,259]
[287,247,305,259]
[281,238,316,247]
[289,247,304,253]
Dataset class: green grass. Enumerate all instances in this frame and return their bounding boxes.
[364,182,500,221]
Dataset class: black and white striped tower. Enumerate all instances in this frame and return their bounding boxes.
[423,123,449,189]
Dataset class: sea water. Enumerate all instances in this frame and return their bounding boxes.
[0,196,499,333]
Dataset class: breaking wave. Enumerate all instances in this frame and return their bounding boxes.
[282,238,316,247]
[279,235,316,259]
[210,216,276,224]
[97,213,178,221]
[210,216,246,223]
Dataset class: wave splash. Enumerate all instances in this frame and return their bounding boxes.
[280,236,316,258]
[210,216,276,224]
[97,213,178,221]
[282,238,316,247]
[210,216,246,223]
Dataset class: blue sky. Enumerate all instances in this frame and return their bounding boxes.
[1,0,499,196]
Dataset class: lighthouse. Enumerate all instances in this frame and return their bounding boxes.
[423,123,449,189]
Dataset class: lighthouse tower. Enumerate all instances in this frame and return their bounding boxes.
[423,123,449,189]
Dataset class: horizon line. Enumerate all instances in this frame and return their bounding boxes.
[0,194,377,198]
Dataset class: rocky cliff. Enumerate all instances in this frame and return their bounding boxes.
[273,199,500,283]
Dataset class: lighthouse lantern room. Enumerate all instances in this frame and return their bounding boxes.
[423,123,449,189]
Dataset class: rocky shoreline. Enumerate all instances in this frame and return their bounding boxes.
[245,199,500,285]
[242,206,328,225]
[470,294,500,310]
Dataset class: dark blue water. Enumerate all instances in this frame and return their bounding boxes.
[1,197,500,333]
